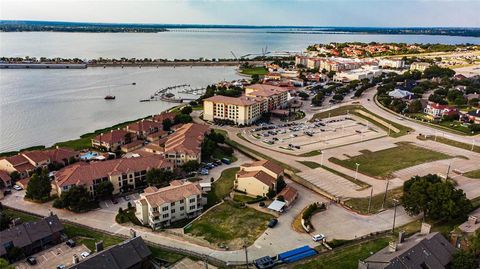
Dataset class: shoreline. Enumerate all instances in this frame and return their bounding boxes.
[0,104,187,157]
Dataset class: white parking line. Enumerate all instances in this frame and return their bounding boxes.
[104,201,109,208]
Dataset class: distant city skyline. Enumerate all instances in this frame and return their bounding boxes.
[1,0,480,27]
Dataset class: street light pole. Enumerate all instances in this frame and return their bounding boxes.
[244,244,249,269]
[320,150,324,167]
[381,178,390,210]
[354,163,360,182]
[472,139,476,151]
[367,187,373,214]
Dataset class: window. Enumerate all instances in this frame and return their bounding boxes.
[162,214,169,218]
[162,206,169,212]
[189,205,196,210]
[189,198,195,203]
[179,200,184,204]
[171,202,175,206]
[171,209,175,213]
[152,207,158,212]
[180,206,184,211]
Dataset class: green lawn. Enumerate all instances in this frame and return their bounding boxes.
[465,169,480,179]
[239,67,268,76]
[298,161,322,169]
[232,193,259,203]
[184,202,273,248]
[438,120,479,135]
[344,187,403,214]
[206,167,239,208]
[417,135,480,154]
[330,142,451,179]
[300,150,323,157]
[294,236,392,269]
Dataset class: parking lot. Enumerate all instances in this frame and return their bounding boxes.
[247,115,387,154]
[13,243,90,269]
[98,193,140,212]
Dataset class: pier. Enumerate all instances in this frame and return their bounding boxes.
[140,84,200,103]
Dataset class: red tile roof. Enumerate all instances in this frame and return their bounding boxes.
[93,130,130,145]
[0,171,11,186]
[4,155,30,166]
[164,123,209,155]
[152,112,176,123]
[278,186,298,203]
[142,181,202,206]
[237,170,276,186]
[242,159,284,176]
[126,120,162,133]
[43,147,78,164]
[55,155,173,188]
[22,151,49,163]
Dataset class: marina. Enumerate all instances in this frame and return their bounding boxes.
[139,84,205,103]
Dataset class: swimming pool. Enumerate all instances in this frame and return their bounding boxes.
[80,151,99,161]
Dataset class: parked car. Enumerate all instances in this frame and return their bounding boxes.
[267,219,278,228]
[3,189,12,195]
[124,196,130,201]
[26,257,37,265]
[57,264,66,269]
[200,169,209,175]
[312,234,325,242]
[13,185,23,191]
[66,239,76,248]
[221,158,231,164]
[80,252,90,258]
[111,198,118,204]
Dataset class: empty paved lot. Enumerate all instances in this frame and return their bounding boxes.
[14,243,90,269]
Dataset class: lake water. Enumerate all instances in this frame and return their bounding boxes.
[0,66,241,152]
[1,30,480,59]
[1,29,479,152]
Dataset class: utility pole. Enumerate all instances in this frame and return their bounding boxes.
[320,150,324,167]
[203,255,208,269]
[392,199,399,233]
[244,243,249,269]
[472,139,476,151]
[381,178,390,210]
[446,162,451,180]
[367,187,373,214]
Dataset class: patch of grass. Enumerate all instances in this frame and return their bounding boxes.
[417,135,480,154]
[115,208,142,226]
[185,201,273,248]
[239,67,268,76]
[232,193,258,203]
[298,161,322,169]
[330,142,451,179]
[438,120,479,135]
[344,187,403,214]
[294,236,392,269]
[300,150,323,157]
[3,208,40,222]
[465,169,480,179]
[206,167,239,208]
[149,247,185,263]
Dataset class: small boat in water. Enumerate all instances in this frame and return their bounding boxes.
[104,95,116,100]
[132,82,136,85]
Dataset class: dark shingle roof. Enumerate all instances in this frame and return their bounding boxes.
[362,232,456,269]
[69,237,151,269]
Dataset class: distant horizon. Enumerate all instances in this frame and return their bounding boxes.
[2,20,480,29]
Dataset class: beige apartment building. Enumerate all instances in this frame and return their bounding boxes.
[135,180,205,230]
[235,160,284,197]
[203,84,290,126]
[410,62,431,72]
[163,123,209,166]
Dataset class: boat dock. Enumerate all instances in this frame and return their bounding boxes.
[140,84,200,103]
[0,63,87,69]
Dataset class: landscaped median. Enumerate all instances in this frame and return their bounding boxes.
[343,187,403,215]
[417,134,480,154]
[329,142,451,179]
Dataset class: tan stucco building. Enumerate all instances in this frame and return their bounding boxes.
[235,160,284,197]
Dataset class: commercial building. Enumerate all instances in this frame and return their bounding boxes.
[163,123,209,166]
[235,160,284,197]
[410,62,431,72]
[54,155,173,197]
[0,214,64,260]
[378,58,405,69]
[135,180,205,230]
[69,236,151,269]
[333,66,382,82]
[359,231,456,269]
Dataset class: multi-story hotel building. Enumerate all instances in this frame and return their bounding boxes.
[135,180,205,230]
[203,84,290,126]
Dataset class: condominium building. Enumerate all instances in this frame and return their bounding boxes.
[135,180,206,230]
[379,58,405,69]
[163,123,209,166]
[235,160,284,197]
[203,84,290,126]
[53,155,173,197]
[91,129,131,151]
[410,62,431,72]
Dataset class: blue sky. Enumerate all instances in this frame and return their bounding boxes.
[1,0,479,27]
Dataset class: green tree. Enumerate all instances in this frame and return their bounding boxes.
[25,169,51,202]
[9,171,20,182]
[182,160,201,173]
[0,210,12,231]
[181,106,193,115]
[408,99,423,113]
[162,118,173,131]
[146,168,174,187]
[95,181,114,199]
[451,250,477,269]
[402,174,472,221]
[251,74,260,84]
[276,176,286,193]
[55,185,94,213]
[0,258,15,269]
[174,114,192,124]
[298,92,309,100]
